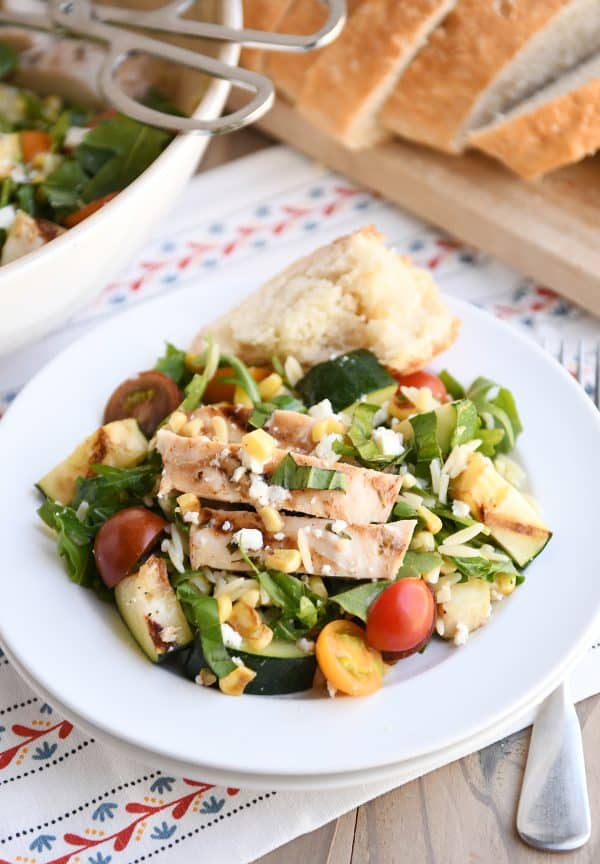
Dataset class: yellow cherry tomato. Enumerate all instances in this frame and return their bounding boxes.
[316,620,384,697]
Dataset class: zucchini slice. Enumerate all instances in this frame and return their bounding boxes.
[115,556,193,662]
[296,349,396,413]
[183,637,317,695]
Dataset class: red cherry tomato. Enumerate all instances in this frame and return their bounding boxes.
[94,507,167,588]
[392,371,448,403]
[366,579,435,658]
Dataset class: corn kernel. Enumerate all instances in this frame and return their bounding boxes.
[258,506,284,533]
[233,385,253,408]
[308,575,328,599]
[181,418,203,437]
[240,588,261,608]
[311,416,346,443]
[229,600,262,637]
[168,411,188,433]
[245,625,274,652]
[177,492,200,515]
[196,668,217,687]
[241,428,277,463]
[217,594,233,623]
[265,548,302,573]
[211,415,229,443]
[258,373,283,401]
[219,664,256,696]
[417,505,443,535]
[495,573,517,596]
[411,530,435,552]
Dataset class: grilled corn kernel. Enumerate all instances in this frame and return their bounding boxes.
[181,418,203,437]
[229,600,262,638]
[495,573,517,596]
[417,505,443,535]
[196,668,217,687]
[265,548,302,573]
[177,492,200,515]
[240,588,261,609]
[308,575,328,599]
[233,385,253,408]
[217,594,233,623]
[168,411,188,433]
[219,664,256,696]
[311,417,345,443]
[411,530,436,552]
[258,506,284,533]
[258,372,283,401]
[245,625,274,652]
[241,428,277,463]
[211,415,229,443]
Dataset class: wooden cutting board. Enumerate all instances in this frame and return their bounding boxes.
[241,97,600,317]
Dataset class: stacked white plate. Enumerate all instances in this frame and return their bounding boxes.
[1,276,599,790]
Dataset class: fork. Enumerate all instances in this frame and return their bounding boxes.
[516,339,596,851]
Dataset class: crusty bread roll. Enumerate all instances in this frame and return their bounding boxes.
[470,53,600,179]
[240,0,293,72]
[380,0,600,153]
[296,0,457,150]
[193,226,459,374]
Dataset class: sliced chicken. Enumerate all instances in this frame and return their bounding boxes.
[156,429,402,523]
[1,210,65,265]
[190,507,416,581]
[187,405,322,454]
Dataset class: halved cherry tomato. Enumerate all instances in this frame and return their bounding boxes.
[94,507,167,588]
[316,620,384,697]
[392,370,448,403]
[20,130,52,163]
[63,192,119,228]
[366,579,435,658]
[202,366,270,404]
[104,370,182,437]
[86,109,119,128]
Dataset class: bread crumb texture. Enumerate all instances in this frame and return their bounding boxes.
[194,226,459,374]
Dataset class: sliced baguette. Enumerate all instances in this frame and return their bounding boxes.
[192,226,459,374]
[380,0,600,153]
[240,0,294,72]
[470,54,600,179]
[296,0,457,150]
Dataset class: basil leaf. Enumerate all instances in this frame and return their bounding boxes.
[176,584,235,679]
[409,411,441,466]
[76,142,112,176]
[42,159,87,209]
[397,551,442,579]
[439,369,465,399]
[0,42,18,79]
[393,500,419,519]
[329,581,390,622]
[256,570,304,613]
[271,453,348,492]
[451,400,479,448]
[249,394,306,429]
[449,555,519,583]
[154,342,190,387]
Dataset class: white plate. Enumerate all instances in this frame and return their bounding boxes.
[1,275,599,783]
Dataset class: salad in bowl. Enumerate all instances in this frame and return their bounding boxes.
[36,228,551,700]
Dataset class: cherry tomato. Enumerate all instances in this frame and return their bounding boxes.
[202,366,270,404]
[94,507,167,588]
[366,579,435,658]
[104,370,182,437]
[316,620,384,697]
[392,371,448,403]
[63,192,118,228]
[20,130,52,162]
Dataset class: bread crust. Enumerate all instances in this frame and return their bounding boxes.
[297,0,456,150]
[380,0,570,153]
[470,76,600,178]
[240,0,293,72]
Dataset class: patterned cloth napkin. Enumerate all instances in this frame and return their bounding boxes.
[1,147,599,864]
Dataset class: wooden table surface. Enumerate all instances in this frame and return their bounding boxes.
[200,130,600,864]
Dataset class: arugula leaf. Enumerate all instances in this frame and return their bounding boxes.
[449,555,520,583]
[154,342,191,387]
[270,453,348,492]
[477,427,505,456]
[410,411,441,466]
[397,551,442,579]
[76,142,112,176]
[257,571,327,640]
[256,570,304,612]
[329,581,390,622]
[38,499,94,586]
[180,334,219,411]
[42,159,87,209]
[16,184,35,215]
[249,394,306,428]
[450,400,479,448]
[467,377,522,455]
[439,369,465,399]
[176,584,236,679]
[0,42,18,80]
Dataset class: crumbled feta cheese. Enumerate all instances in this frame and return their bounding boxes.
[326,680,337,699]
[10,165,29,184]
[0,204,15,230]
[284,355,303,387]
[273,532,285,541]
[267,484,291,506]
[64,125,89,148]
[308,398,335,419]
[222,623,243,650]
[436,583,453,604]
[321,564,332,576]
[314,432,342,463]
[241,447,266,474]
[232,527,263,551]
[231,655,244,667]
[372,401,390,426]
[402,472,417,489]
[231,465,247,483]
[452,500,470,519]
[296,637,315,653]
[222,520,232,532]
[183,510,200,525]
[248,474,270,506]
[453,622,469,646]
[330,520,348,536]
[443,440,481,479]
[400,385,439,414]
[490,587,504,603]
[195,668,217,687]
[423,566,441,585]
[373,426,404,457]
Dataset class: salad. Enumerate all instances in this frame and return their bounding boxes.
[37,336,551,699]
[0,41,173,265]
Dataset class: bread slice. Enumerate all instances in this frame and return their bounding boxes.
[240,0,294,72]
[470,54,600,179]
[265,0,364,104]
[193,226,459,374]
[296,0,457,150]
[380,0,600,153]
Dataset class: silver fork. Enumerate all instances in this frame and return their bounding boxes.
[516,339,596,851]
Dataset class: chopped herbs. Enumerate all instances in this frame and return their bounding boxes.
[270,453,348,492]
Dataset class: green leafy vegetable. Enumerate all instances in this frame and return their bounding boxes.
[249,394,306,428]
[477,427,505,456]
[448,555,520,584]
[450,400,479,448]
[154,342,190,387]
[49,111,72,149]
[0,42,18,80]
[176,584,236,679]
[410,411,441,467]
[329,581,390,622]
[16,184,35,215]
[217,353,261,405]
[270,453,348,492]
[439,370,465,399]
[392,500,419,519]
[345,402,405,467]
[467,377,522,455]
[42,159,87,209]
[296,349,395,412]
[397,551,442,579]
[37,499,95,587]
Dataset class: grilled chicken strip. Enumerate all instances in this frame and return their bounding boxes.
[156,429,402,523]
[190,508,416,581]
[187,405,324,454]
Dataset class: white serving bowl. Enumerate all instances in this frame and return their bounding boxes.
[0,0,240,355]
